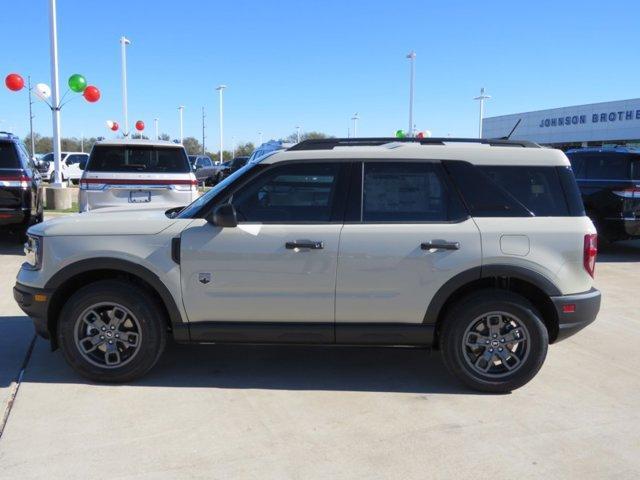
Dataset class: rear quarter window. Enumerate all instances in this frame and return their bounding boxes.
[567,152,632,180]
[87,146,191,173]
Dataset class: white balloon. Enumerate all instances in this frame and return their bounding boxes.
[34,83,51,100]
[106,120,114,129]
[423,130,432,138]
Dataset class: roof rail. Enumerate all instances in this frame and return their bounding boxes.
[288,137,541,151]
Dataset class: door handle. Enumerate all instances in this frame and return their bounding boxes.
[286,240,324,250]
[421,241,460,251]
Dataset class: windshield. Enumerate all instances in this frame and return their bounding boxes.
[177,162,257,218]
[88,145,191,173]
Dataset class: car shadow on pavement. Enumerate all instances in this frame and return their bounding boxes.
[597,240,640,263]
[18,335,476,395]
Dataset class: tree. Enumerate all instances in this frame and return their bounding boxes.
[158,133,171,141]
[234,142,255,157]
[283,131,332,143]
[182,137,203,155]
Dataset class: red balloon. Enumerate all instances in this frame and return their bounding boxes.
[83,85,100,102]
[111,121,119,131]
[416,131,425,139]
[5,73,24,91]
[135,120,145,131]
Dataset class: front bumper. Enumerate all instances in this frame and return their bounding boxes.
[13,282,52,339]
[550,287,601,342]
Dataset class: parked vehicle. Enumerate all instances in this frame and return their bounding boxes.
[0,132,43,238]
[247,140,293,164]
[214,157,248,182]
[15,137,600,392]
[189,155,224,185]
[78,139,198,212]
[566,146,640,243]
[38,151,88,183]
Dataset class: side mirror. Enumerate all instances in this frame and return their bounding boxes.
[208,203,238,228]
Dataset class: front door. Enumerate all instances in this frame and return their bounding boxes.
[180,161,350,330]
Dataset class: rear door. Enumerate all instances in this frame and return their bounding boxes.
[335,161,482,334]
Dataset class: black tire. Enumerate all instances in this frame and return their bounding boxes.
[440,289,548,393]
[57,280,167,382]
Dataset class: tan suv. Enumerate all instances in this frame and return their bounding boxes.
[79,139,198,212]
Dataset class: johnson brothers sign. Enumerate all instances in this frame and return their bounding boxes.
[539,109,640,128]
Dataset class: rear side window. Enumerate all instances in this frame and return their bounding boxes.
[0,142,20,168]
[362,162,466,222]
[88,146,191,173]
[479,165,570,216]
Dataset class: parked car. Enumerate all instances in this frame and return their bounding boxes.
[189,155,224,185]
[78,139,198,212]
[0,132,43,238]
[14,137,600,392]
[38,151,88,183]
[247,140,294,164]
[566,146,640,243]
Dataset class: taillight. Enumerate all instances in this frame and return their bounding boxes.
[173,177,198,192]
[612,187,640,198]
[583,233,598,278]
[0,173,29,188]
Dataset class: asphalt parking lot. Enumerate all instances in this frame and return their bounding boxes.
[0,222,639,479]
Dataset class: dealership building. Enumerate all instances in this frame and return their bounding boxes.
[482,98,640,150]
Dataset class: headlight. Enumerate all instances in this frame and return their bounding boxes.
[23,235,43,271]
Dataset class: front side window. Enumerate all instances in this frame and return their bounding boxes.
[231,163,341,223]
[362,162,461,222]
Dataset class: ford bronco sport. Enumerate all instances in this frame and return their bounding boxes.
[14,137,601,392]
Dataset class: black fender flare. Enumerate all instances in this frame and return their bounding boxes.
[45,257,189,341]
[424,264,561,324]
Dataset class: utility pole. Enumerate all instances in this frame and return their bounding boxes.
[27,76,35,157]
[406,50,416,137]
[120,36,131,137]
[201,106,206,155]
[351,113,359,137]
[474,87,491,138]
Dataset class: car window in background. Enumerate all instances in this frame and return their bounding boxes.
[66,154,85,165]
[88,146,191,173]
[579,153,631,180]
[0,142,20,168]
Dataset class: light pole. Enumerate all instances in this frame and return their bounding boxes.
[216,85,226,163]
[258,131,263,145]
[178,106,184,143]
[295,125,301,143]
[48,0,64,186]
[120,36,131,137]
[27,76,36,157]
[474,87,491,138]
[406,50,416,138]
[351,113,359,137]
[154,118,158,140]
[201,106,206,155]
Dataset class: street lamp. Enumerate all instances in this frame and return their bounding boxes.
[258,131,263,145]
[295,125,301,143]
[178,106,184,143]
[154,117,158,140]
[406,50,416,137]
[216,85,226,164]
[48,0,64,186]
[120,35,131,137]
[351,113,359,137]
[474,87,491,138]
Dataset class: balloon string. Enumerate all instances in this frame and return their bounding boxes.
[59,88,71,104]
[58,93,81,110]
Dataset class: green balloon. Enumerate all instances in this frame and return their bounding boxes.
[68,74,87,93]
[395,129,405,138]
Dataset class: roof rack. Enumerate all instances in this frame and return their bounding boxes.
[288,137,541,151]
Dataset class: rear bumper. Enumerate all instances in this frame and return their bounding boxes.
[550,287,601,342]
[13,282,52,339]
[0,208,27,226]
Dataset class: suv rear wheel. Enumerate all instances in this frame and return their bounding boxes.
[440,290,548,393]
[57,280,167,382]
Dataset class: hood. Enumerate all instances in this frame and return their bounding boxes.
[29,206,179,237]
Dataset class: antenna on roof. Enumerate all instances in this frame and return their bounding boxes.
[503,118,522,140]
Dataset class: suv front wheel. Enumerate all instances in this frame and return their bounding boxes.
[57,280,167,382]
[440,290,548,393]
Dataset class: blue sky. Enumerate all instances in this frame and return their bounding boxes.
[2,0,639,149]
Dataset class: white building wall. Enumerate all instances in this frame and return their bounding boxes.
[482,98,640,144]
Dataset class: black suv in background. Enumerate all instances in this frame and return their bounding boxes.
[0,132,43,239]
[566,146,640,242]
